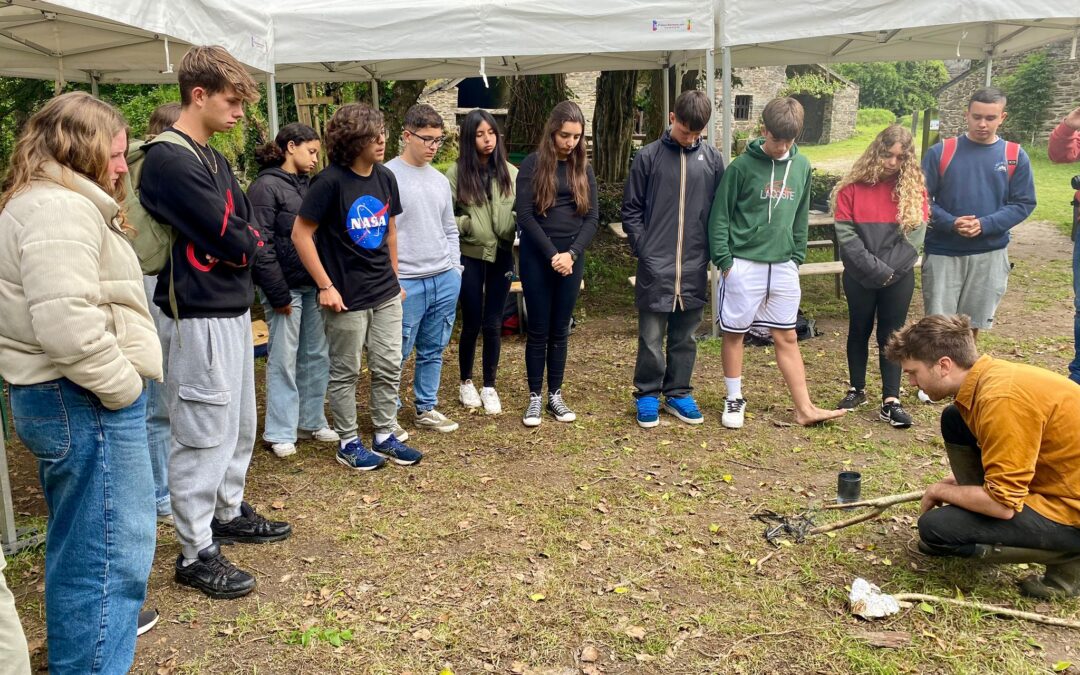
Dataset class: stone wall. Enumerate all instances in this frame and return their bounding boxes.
[420,86,460,135]
[938,38,1080,142]
[566,71,600,134]
[822,85,859,144]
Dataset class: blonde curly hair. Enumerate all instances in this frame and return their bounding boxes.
[831,125,926,233]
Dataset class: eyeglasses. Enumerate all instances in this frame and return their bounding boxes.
[408,130,446,148]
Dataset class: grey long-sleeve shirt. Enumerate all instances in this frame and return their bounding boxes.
[386,157,461,279]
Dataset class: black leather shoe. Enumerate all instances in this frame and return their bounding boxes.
[211,501,292,544]
[174,543,255,599]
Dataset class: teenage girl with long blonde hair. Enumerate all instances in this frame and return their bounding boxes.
[831,124,928,428]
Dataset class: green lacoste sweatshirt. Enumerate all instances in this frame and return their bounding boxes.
[707,138,811,272]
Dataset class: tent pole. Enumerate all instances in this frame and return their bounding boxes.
[984,55,993,86]
[662,67,670,120]
[705,49,716,142]
[372,79,380,110]
[713,46,733,339]
[267,72,280,138]
[90,73,99,98]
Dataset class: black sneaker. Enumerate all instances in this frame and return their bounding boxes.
[136,609,159,636]
[211,501,292,544]
[836,388,866,410]
[879,401,913,428]
[174,542,255,599]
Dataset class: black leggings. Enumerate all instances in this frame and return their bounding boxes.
[842,268,915,400]
[519,237,584,395]
[458,248,513,387]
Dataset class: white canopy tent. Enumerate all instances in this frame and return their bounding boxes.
[0,0,274,85]
[265,0,713,82]
[713,1,1080,161]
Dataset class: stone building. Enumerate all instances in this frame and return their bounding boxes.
[936,38,1080,142]
[716,64,859,145]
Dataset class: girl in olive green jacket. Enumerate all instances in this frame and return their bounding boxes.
[446,109,518,415]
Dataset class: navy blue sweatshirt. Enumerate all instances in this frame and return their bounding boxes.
[921,135,1036,256]
[139,128,262,318]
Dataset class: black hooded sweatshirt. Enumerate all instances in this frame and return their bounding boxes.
[247,166,315,308]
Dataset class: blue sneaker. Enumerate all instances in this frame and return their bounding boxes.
[372,434,423,466]
[336,438,385,471]
[664,396,704,425]
[636,396,660,428]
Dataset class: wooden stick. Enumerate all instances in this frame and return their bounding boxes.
[893,593,1080,630]
[811,491,924,536]
[822,491,924,510]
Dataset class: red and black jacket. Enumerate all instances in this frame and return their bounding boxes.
[139,128,262,318]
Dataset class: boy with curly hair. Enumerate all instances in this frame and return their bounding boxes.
[292,104,424,471]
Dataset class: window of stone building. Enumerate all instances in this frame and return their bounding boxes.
[734,95,752,121]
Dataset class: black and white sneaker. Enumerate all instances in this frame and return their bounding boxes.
[836,388,866,410]
[136,609,159,636]
[879,401,913,428]
[523,394,543,427]
[546,390,577,422]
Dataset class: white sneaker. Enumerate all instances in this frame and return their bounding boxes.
[416,409,459,433]
[480,387,502,415]
[390,421,409,442]
[721,398,747,429]
[459,380,482,409]
[523,394,543,427]
[917,389,933,404]
[298,427,340,442]
[271,442,297,458]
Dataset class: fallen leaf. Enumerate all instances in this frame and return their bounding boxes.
[613,586,630,594]
[917,602,936,614]
[578,540,593,551]
[362,494,379,504]
[412,628,432,641]
[625,625,647,640]
[271,500,286,510]
[709,523,721,534]
[529,592,546,602]
[1053,662,1073,673]
[596,502,610,514]
[722,474,734,483]
[659,439,672,446]
[581,645,600,662]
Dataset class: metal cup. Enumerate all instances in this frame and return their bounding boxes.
[837,471,862,504]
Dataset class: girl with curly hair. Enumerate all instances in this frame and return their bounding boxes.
[831,124,928,428]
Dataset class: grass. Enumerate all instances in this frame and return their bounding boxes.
[800,117,1077,234]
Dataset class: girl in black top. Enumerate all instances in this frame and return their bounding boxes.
[515,101,599,427]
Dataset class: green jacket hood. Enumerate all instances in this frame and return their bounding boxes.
[745,137,801,162]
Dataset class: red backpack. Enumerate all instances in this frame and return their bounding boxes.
[938,136,1021,180]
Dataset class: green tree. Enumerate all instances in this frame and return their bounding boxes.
[834,61,948,116]
[505,74,569,157]
[592,70,638,183]
[998,51,1056,144]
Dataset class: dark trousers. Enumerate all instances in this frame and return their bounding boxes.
[458,249,513,387]
[519,236,584,395]
[842,268,914,400]
[633,307,703,399]
[918,404,1080,555]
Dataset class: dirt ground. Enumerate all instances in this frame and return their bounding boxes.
[4,221,1079,674]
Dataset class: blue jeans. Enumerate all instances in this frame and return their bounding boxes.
[145,377,171,516]
[400,269,462,412]
[9,378,155,674]
[1071,240,1080,385]
[262,287,331,443]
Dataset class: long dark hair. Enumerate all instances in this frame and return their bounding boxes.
[255,122,319,169]
[532,101,589,216]
[455,109,512,206]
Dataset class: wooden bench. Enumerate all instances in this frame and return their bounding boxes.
[629,257,921,287]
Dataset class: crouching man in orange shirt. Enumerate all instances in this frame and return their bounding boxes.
[886,314,1080,599]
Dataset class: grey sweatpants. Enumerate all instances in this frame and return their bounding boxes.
[160,313,256,559]
[322,295,403,439]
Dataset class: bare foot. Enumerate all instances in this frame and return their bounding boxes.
[794,406,847,426]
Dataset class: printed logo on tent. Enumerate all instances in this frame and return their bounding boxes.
[346,194,389,249]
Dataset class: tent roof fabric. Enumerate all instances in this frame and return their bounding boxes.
[720,1,1080,66]
[265,0,713,81]
[0,0,274,83]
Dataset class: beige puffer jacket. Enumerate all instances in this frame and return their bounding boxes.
[0,162,163,410]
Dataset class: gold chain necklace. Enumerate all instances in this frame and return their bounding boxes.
[173,123,218,175]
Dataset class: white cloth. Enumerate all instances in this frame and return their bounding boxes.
[715,257,801,332]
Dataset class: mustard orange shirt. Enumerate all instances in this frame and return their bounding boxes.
[955,355,1080,527]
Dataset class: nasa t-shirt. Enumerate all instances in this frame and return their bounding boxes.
[299,162,403,310]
